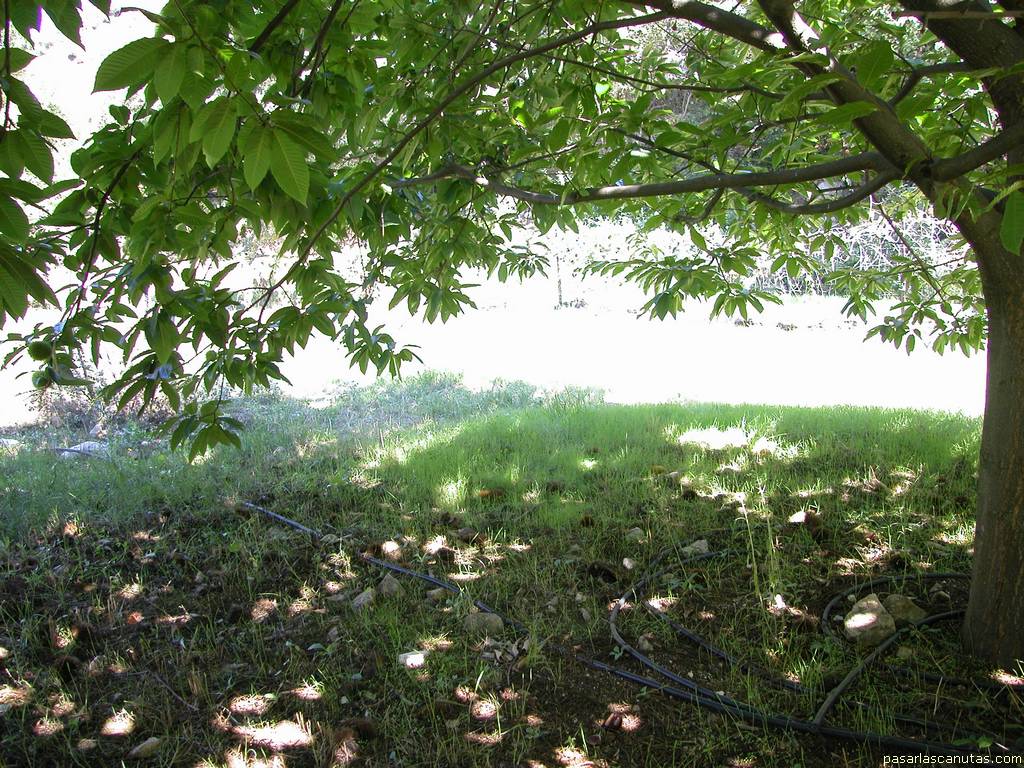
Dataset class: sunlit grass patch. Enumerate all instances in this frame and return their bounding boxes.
[0,375,1005,767]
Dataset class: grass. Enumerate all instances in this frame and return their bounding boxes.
[0,372,1019,767]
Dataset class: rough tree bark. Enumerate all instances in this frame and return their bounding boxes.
[962,236,1024,667]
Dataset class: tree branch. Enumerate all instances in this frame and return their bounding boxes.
[248,0,302,53]
[890,62,973,105]
[393,153,894,206]
[931,119,1024,180]
[621,0,784,52]
[738,170,899,214]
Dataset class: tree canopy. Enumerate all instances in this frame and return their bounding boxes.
[3,0,1024,665]
[1,0,1013,452]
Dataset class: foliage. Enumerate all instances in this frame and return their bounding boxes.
[0,0,1017,455]
[1,387,1001,765]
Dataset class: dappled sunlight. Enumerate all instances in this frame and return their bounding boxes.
[32,717,64,736]
[437,476,467,509]
[100,709,136,736]
[555,745,608,767]
[1,683,34,708]
[672,424,750,451]
[49,622,78,650]
[645,595,677,612]
[579,457,598,471]
[156,610,197,626]
[424,535,448,555]
[229,694,275,716]
[287,682,323,702]
[116,581,145,601]
[250,598,278,622]
[48,692,77,718]
[286,585,318,618]
[992,670,1024,687]
[233,718,313,750]
[369,425,467,470]
[470,698,499,722]
[601,702,644,733]
[464,729,504,746]
[418,634,454,652]
[294,435,338,460]
[221,747,288,767]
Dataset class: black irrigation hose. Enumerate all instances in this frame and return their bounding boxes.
[820,572,1011,694]
[240,502,1021,757]
[619,550,972,738]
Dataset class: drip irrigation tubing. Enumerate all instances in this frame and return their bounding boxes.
[239,501,1022,757]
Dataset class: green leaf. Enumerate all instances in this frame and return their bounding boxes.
[242,124,274,189]
[198,98,238,166]
[152,103,191,165]
[17,130,54,182]
[6,49,35,73]
[94,37,169,92]
[42,0,85,48]
[269,129,309,204]
[154,43,188,104]
[145,312,180,365]
[35,110,75,139]
[1000,191,1024,255]
[849,40,894,91]
[813,101,877,127]
[0,196,29,242]
[4,78,44,125]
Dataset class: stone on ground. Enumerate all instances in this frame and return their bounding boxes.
[463,612,504,637]
[882,594,928,626]
[844,593,896,646]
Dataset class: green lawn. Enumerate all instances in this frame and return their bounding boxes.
[1,374,1017,767]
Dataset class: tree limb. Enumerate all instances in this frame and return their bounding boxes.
[890,62,973,105]
[931,119,1024,179]
[393,153,894,206]
[621,0,784,52]
[248,0,302,53]
[738,171,899,214]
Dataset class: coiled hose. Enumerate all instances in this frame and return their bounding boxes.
[239,501,1022,757]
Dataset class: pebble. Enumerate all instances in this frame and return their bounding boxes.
[463,612,504,637]
[351,588,375,610]
[625,527,646,543]
[843,593,896,646]
[398,651,428,669]
[377,574,404,598]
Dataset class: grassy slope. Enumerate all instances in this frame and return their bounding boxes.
[2,375,1018,767]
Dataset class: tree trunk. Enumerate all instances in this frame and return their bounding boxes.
[961,241,1024,668]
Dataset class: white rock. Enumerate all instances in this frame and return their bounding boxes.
[622,558,637,570]
[844,593,896,647]
[398,651,428,669]
[60,441,109,459]
[381,540,403,561]
[351,588,375,610]
[636,634,654,653]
